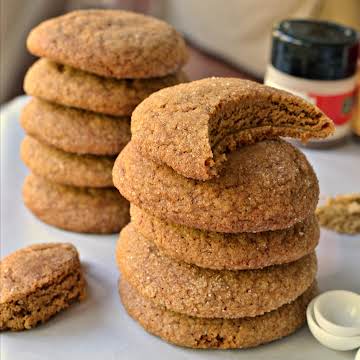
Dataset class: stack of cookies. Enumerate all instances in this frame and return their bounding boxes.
[113,78,334,348]
[19,10,188,233]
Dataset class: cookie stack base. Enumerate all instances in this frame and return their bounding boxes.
[119,279,317,349]
[117,224,317,319]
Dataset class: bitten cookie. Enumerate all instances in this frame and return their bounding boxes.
[27,10,188,78]
[1,243,86,331]
[116,224,317,319]
[24,59,188,116]
[21,98,131,155]
[21,136,114,188]
[130,205,320,270]
[131,77,333,180]
[113,140,319,233]
[120,279,317,349]
[23,174,129,233]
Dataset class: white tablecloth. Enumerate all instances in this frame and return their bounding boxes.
[1,96,359,360]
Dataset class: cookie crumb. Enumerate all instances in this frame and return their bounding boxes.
[316,194,360,235]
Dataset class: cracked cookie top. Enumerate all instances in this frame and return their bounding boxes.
[113,139,319,233]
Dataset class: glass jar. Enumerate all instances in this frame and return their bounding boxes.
[265,19,359,147]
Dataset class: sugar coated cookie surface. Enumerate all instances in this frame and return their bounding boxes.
[119,279,317,349]
[24,59,188,116]
[27,10,188,78]
[21,136,115,188]
[131,205,319,270]
[113,140,319,233]
[21,98,131,155]
[131,77,333,180]
[116,224,317,318]
[23,174,129,233]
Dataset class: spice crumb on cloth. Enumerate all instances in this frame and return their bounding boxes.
[316,194,360,235]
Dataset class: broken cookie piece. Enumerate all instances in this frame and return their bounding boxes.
[0,243,86,331]
[316,194,360,235]
[131,77,334,180]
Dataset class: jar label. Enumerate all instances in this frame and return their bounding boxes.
[308,89,357,126]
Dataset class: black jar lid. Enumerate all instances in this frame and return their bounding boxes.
[271,19,359,80]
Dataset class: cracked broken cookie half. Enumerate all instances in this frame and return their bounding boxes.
[0,243,86,331]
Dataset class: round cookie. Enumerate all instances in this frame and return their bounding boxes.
[21,98,131,155]
[113,140,319,233]
[116,224,317,319]
[27,10,188,79]
[24,59,188,116]
[130,205,319,270]
[23,174,129,233]
[21,136,114,188]
[131,77,333,180]
[120,279,317,349]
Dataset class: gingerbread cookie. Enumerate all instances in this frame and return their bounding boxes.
[23,174,129,233]
[24,59,188,116]
[113,140,319,233]
[21,136,114,188]
[21,98,131,155]
[131,205,319,270]
[131,77,333,180]
[116,224,317,319]
[27,10,188,79]
[1,243,86,331]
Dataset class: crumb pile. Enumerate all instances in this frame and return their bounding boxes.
[316,194,360,235]
[112,78,333,348]
[20,9,188,233]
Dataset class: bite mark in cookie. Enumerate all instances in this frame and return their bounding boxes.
[131,77,333,180]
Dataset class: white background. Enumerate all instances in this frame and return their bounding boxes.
[1,97,359,360]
